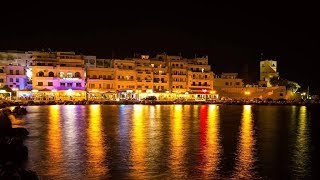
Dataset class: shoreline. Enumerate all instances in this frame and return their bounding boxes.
[1,100,319,107]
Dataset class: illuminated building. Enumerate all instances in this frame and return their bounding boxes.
[86,67,117,100]
[31,52,86,100]
[4,65,29,90]
[187,57,214,95]
[260,60,279,87]
[113,59,137,99]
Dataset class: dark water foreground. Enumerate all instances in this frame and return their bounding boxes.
[12,105,320,179]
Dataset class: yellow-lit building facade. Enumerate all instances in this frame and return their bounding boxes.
[31,52,86,101]
[213,73,286,100]
[86,67,117,100]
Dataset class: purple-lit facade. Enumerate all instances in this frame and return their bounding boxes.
[30,52,86,100]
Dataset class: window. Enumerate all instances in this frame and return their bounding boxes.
[205,75,208,78]
[75,72,81,78]
[67,72,73,78]
[16,70,19,75]
[10,78,13,82]
[59,72,64,78]
[236,82,240,86]
[0,79,3,83]
[106,84,111,89]
[16,85,19,88]
[225,82,229,86]
[145,86,148,89]
[10,70,13,75]
[230,82,233,86]
[76,83,81,87]
[90,84,95,88]
[16,78,19,82]
[48,82,53,86]
[60,83,65,86]
[9,85,13,87]
[118,85,120,89]
[0,69,3,73]
[192,82,195,86]
[38,82,43,86]
[67,83,72,87]
[48,72,54,77]
[280,93,283,96]
[93,75,97,79]
[38,71,44,77]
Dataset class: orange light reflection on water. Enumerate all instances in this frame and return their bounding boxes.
[169,105,185,177]
[87,105,107,176]
[47,105,63,176]
[130,105,147,178]
[233,105,256,179]
[199,105,221,177]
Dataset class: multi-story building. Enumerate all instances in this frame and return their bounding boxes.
[187,57,214,94]
[260,60,279,87]
[31,52,86,100]
[4,65,28,90]
[151,58,170,92]
[113,59,137,99]
[135,56,153,92]
[170,58,188,93]
[86,67,117,100]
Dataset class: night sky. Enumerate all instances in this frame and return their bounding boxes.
[1,2,319,93]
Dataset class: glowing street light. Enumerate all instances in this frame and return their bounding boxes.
[244,91,251,95]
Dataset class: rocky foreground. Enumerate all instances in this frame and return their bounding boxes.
[0,109,39,179]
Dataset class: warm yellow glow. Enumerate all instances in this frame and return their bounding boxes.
[31,89,38,93]
[244,91,251,95]
[169,105,185,177]
[66,89,73,96]
[131,105,146,178]
[202,105,221,177]
[87,105,107,176]
[210,90,216,94]
[51,89,57,93]
[293,106,310,176]
[233,105,255,178]
[0,90,7,93]
[47,105,63,175]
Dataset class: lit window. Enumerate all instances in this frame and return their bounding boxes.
[59,72,65,78]
[201,68,204,73]
[67,72,73,78]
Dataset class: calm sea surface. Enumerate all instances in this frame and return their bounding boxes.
[11,105,320,179]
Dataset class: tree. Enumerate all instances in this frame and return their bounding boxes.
[269,76,300,93]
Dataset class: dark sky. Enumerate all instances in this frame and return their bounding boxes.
[0,2,319,93]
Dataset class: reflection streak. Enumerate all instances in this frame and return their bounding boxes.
[131,105,146,178]
[293,106,310,177]
[47,105,63,176]
[87,105,107,176]
[169,105,185,177]
[233,105,256,179]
